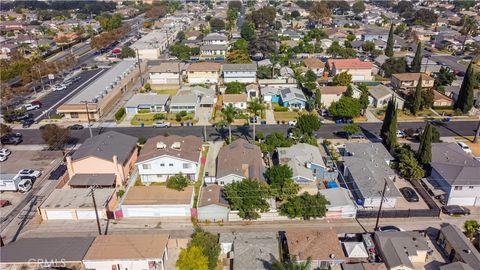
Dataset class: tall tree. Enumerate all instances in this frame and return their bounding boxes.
[189,228,220,270]
[279,192,329,220]
[265,165,300,201]
[352,1,366,15]
[464,220,480,239]
[310,2,330,25]
[410,42,422,72]
[221,104,238,143]
[460,16,478,52]
[247,98,264,142]
[411,75,423,115]
[314,88,321,110]
[417,123,432,165]
[454,62,475,114]
[223,178,270,220]
[358,83,369,114]
[383,99,397,151]
[385,24,394,57]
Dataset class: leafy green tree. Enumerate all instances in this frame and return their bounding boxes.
[352,1,365,14]
[417,123,432,165]
[209,18,225,31]
[189,228,220,270]
[411,75,423,115]
[176,246,209,270]
[231,38,249,51]
[344,124,361,137]
[431,126,441,142]
[300,133,318,146]
[410,42,422,72]
[464,220,480,239]
[265,165,299,201]
[434,67,456,88]
[382,57,407,77]
[280,192,329,220]
[225,82,246,94]
[358,83,369,112]
[166,173,189,191]
[0,123,12,136]
[309,2,330,24]
[291,10,301,18]
[221,104,238,143]
[296,114,321,135]
[345,85,353,97]
[385,24,394,57]
[314,88,321,110]
[413,8,437,25]
[176,31,186,41]
[40,124,70,150]
[333,71,352,86]
[240,21,255,41]
[271,257,311,270]
[454,61,475,114]
[227,8,238,30]
[223,178,270,220]
[170,43,192,60]
[329,97,362,119]
[252,6,276,28]
[362,41,375,52]
[381,98,394,140]
[120,46,135,58]
[460,16,478,52]
[259,132,293,153]
[228,0,242,10]
[257,65,272,79]
[394,23,407,36]
[304,70,317,82]
[247,98,265,142]
[394,145,425,180]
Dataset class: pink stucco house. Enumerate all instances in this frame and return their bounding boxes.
[66,131,138,187]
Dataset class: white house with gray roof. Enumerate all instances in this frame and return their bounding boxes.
[223,63,257,83]
[341,143,401,208]
[125,94,170,115]
[277,143,329,183]
[366,84,405,109]
[427,143,480,206]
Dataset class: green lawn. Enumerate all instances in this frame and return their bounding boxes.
[154,89,178,96]
[273,111,300,122]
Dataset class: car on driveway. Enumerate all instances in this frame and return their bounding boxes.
[349,133,365,139]
[18,169,42,179]
[0,148,11,156]
[0,154,7,162]
[377,225,404,232]
[400,187,419,202]
[442,205,471,216]
[456,142,472,155]
[152,121,171,128]
[68,124,84,130]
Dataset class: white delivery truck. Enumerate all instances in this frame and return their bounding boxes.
[0,173,33,192]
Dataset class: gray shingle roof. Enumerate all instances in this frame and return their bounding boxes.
[41,188,114,208]
[277,143,325,181]
[223,63,257,72]
[280,87,306,102]
[0,237,95,263]
[216,139,265,181]
[68,173,116,187]
[440,262,474,270]
[71,131,137,164]
[203,33,227,41]
[369,85,393,100]
[200,44,228,51]
[440,224,480,268]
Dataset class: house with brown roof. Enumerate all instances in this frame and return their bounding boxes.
[66,131,138,188]
[433,90,454,107]
[149,62,187,86]
[303,58,325,76]
[197,184,230,222]
[83,234,169,270]
[136,135,204,184]
[326,58,373,82]
[283,230,347,269]
[187,62,222,84]
[320,86,348,108]
[216,139,265,186]
[223,93,248,110]
[391,73,434,90]
[121,186,194,218]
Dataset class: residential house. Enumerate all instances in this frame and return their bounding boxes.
[367,84,405,109]
[320,86,348,108]
[0,237,95,270]
[277,143,330,183]
[432,90,454,107]
[327,58,373,82]
[66,131,138,187]
[185,30,201,40]
[216,139,265,185]
[203,32,228,45]
[223,94,248,110]
[39,188,116,221]
[149,62,186,85]
[278,87,307,110]
[279,29,303,41]
[223,63,257,83]
[374,231,430,270]
[246,84,260,99]
[411,27,438,43]
[197,184,230,222]
[319,188,357,219]
[437,224,480,269]
[391,73,435,90]
[136,135,203,183]
[341,143,401,208]
[440,262,474,270]
[220,232,280,270]
[187,62,221,84]
[131,30,176,59]
[303,58,325,76]
[283,230,347,269]
[427,143,480,206]
[121,186,194,218]
[168,93,198,113]
[360,29,389,42]
[83,234,169,270]
[124,94,170,115]
[200,44,227,60]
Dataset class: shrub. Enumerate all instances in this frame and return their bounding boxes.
[179,110,188,117]
[153,113,165,120]
[166,173,189,191]
[273,105,288,112]
[115,108,126,121]
[137,136,146,145]
[138,109,151,114]
[144,83,151,91]
[175,113,182,122]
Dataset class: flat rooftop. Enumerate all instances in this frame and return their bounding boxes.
[40,188,115,209]
[131,30,169,50]
[67,59,137,104]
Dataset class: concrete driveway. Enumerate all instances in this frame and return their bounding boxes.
[196,107,212,126]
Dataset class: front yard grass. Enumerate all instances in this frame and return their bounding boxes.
[154,89,178,96]
[273,111,301,122]
[131,112,197,126]
[375,109,435,120]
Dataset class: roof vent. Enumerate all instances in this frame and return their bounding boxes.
[464,249,472,254]
[329,254,336,259]
[171,142,181,149]
[156,142,166,149]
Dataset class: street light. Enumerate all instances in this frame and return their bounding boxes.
[374,178,390,231]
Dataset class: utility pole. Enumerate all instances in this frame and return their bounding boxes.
[474,119,480,143]
[135,48,144,86]
[90,186,102,235]
[374,179,389,231]
[424,55,430,73]
[84,101,93,138]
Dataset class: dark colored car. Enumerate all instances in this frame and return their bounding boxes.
[442,205,471,216]
[377,225,403,232]
[30,100,42,107]
[400,187,419,202]
[14,113,33,121]
[48,164,67,180]
[68,124,84,130]
[1,135,22,145]
[21,119,35,128]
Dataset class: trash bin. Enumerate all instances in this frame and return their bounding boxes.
[336,119,342,124]
[140,122,144,128]
[346,119,351,124]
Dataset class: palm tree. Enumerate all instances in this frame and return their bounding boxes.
[271,257,311,270]
[460,16,478,52]
[247,98,264,142]
[221,103,238,143]
[464,220,480,239]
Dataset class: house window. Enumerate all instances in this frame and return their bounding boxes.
[160,163,165,167]
[469,186,474,189]
[220,181,224,185]
[454,186,462,191]
[71,112,79,118]
[142,164,151,170]
[169,163,174,167]
[183,163,191,169]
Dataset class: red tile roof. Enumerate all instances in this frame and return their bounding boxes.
[327,58,373,70]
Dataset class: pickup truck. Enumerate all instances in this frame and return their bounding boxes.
[0,174,33,192]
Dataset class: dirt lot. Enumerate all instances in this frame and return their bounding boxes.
[392,178,429,210]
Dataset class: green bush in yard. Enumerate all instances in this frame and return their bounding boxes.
[273,105,288,112]
[115,107,125,121]
[138,108,151,114]
[167,173,189,191]
[153,113,165,120]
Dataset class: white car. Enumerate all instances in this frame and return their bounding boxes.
[53,85,67,91]
[288,120,297,126]
[0,148,11,156]
[0,154,7,162]
[152,121,171,128]
[24,104,40,111]
[457,142,472,155]
[396,130,406,138]
[17,169,41,179]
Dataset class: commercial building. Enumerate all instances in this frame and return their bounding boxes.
[131,30,177,60]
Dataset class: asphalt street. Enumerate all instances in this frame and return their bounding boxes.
[14,121,478,145]
[429,55,467,73]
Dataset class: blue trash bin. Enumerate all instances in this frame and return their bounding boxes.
[141,122,144,128]
[336,119,342,124]
[346,119,351,124]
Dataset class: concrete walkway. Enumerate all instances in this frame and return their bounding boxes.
[196,107,213,126]
[205,141,224,176]
[265,109,276,124]
[364,108,382,123]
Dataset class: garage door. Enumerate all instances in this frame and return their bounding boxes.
[122,206,189,217]
[76,210,98,220]
[352,75,365,81]
[46,210,73,220]
[123,206,158,217]
[448,197,475,206]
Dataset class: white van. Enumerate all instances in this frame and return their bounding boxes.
[0,174,33,193]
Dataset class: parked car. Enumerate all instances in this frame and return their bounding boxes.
[17,169,41,179]
[53,85,67,91]
[0,153,7,162]
[400,187,419,202]
[456,142,472,155]
[30,100,42,107]
[404,128,423,138]
[14,113,33,121]
[442,205,471,216]
[21,119,35,128]
[0,148,11,156]
[288,120,297,126]
[377,225,404,232]
[152,121,171,128]
[396,130,406,138]
[68,124,84,130]
[23,103,40,111]
[0,200,11,207]
[1,135,22,145]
